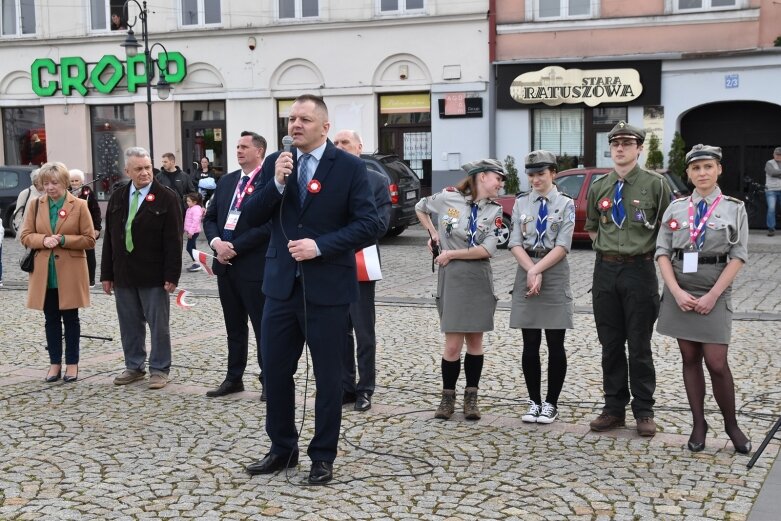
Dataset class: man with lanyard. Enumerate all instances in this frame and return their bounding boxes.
[584,121,671,437]
[203,131,271,399]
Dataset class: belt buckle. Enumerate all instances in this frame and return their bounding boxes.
[615,255,627,263]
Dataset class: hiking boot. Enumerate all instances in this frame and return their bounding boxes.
[537,401,558,424]
[434,389,456,420]
[463,387,481,420]
[589,412,626,432]
[522,400,540,423]
[636,417,657,437]
[148,373,169,390]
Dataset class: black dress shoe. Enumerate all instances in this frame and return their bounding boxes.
[45,369,61,383]
[354,392,371,412]
[206,380,244,397]
[63,366,79,383]
[246,452,299,475]
[687,422,708,452]
[342,392,356,405]
[308,460,333,484]
[260,384,267,402]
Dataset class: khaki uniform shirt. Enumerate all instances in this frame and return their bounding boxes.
[415,188,503,256]
[655,186,748,263]
[585,164,671,255]
[508,186,575,252]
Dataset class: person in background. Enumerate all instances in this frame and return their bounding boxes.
[415,159,505,422]
[655,144,751,454]
[333,129,392,412]
[184,192,205,272]
[196,157,217,206]
[14,169,42,237]
[155,152,194,215]
[20,162,95,383]
[69,169,102,287]
[764,147,781,237]
[508,151,575,425]
[111,13,126,30]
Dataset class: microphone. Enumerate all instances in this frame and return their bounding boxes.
[282,135,293,153]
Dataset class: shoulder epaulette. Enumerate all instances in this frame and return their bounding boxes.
[515,190,530,199]
[488,199,501,206]
[444,186,458,192]
[722,195,744,205]
[670,197,688,205]
[558,191,573,200]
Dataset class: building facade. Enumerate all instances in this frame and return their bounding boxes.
[0,0,492,199]
[494,0,781,195]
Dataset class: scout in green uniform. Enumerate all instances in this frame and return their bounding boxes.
[584,121,671,437]
[655,144,751,454]
[415,159,505,421]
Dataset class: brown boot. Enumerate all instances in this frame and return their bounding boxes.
[589,412,626,432]
[463,387,481,420]
[434,389,456,419]
[636,417,657,437]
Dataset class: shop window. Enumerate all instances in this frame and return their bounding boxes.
[181,0,221,27]
[276,99,295,150]
[534,0,591,19]
[89,0,126,31]
[533,108,584,163]
[674,0,741,12]
[378,0,425,15]
[592,107,627,126]
[90,105,136,200]
[278,0,318,20]
[1,0,35,36]
[2,107,46,166]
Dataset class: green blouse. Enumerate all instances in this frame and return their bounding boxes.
[47,196,66,289]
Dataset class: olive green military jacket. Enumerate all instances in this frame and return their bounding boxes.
[585,164,671,256]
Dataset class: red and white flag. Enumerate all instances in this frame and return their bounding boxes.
[175,289,193,309]
[355,245,382,282]
[191,248,215,276]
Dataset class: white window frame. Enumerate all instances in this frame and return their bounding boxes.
[669,0,746,14]
[0,0,35,37]
[179,0,222,28]
[377,0,426,16]
[87,0,125,33]
[526,0,597,21]
[276,0,320,21]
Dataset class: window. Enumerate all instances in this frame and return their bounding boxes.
[90,105,136,199]
[1,0,35,36]
[533,108,584,161]
[676,0,738,11]
[3,107,46,165]
[181,0,221,27]
[555,173,585,199]
[379,0,424,15]
[534,0,591,19]
[90,0,127,31]
[278,0,318,20]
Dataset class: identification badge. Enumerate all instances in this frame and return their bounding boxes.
[224,210,241,231]
[682,251,698,273]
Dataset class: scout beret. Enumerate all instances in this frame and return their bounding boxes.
[686,144,722,165]
[462,159,506,180]
[524,150,557,174]
[607,120,645,144]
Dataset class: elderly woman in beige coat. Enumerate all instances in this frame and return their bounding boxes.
[20,162,95,383]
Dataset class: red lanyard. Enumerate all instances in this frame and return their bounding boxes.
[232,165,261,210]
[688,194,722,246]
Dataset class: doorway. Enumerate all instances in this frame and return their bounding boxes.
[181,101,226,178]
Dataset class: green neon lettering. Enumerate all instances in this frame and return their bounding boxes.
[91,55,124,94]
[126,54,148,93]
[60,57,88,96]
[31,58,58,97]
[158,51,187,84]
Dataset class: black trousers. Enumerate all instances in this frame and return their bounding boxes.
[216,268,264,383]
[592,257,659,418]
[343,280,376,396]
[86,248,96,286]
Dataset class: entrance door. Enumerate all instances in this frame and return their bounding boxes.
[378,127,431,195]
[182,122,226,178]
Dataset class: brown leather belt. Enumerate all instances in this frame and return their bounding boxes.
[672,251,728,264]
[597,252,653,263]
[525,249,550,259]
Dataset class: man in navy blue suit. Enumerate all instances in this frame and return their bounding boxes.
[243,95,379,484]
[203,131,270,399]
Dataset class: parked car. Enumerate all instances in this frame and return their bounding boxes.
[0,165,36,235]
[495,167,690,247]
[361,153,420,237]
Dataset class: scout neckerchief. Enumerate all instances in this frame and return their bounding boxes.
[612,180,626,228]
[688,194,722,251]
[467,202,479,247]
[533,196,548,250]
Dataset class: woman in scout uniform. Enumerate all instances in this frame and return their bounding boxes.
[508,151,575,424]
[656,144,751,454]
[415,159,505,421]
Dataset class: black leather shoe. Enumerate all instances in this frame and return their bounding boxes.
[63,365,79,383]
[246,452,299,475]
[687,422,708,452]
[45,367,61,383]
[354,392,371,412]
[342,392,356,405]
[308,460,333,484]
[206,380,244,398]
[260,384,267,402]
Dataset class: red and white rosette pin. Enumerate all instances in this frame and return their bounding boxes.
[307,179,321,194]
[83,187,90,194]
[598,197,612,211]
[246,185,254,194]
[668,218,680,231]
[58,209,67,219]
[145,193,155,202]
[494,216,503,229]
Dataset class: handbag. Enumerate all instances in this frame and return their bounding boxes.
[19,198,40,273]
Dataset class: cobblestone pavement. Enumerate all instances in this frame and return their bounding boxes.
[1,227,779,520]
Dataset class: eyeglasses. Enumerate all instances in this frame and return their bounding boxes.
[610,140,638,149]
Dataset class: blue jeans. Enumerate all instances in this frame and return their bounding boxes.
[43,288,80,364]
[766,190,781,231]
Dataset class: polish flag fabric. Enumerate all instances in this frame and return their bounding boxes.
[355,245,382,282]
[176,289,193,309]
[191,249,215,276]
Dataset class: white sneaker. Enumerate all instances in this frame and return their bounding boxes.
[522,400,540,423]
[537,401,558,424]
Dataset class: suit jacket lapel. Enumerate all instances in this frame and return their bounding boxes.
[300,141,336,215]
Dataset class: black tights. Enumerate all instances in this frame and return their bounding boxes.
[521,329,567,406]
[678,339,748,445]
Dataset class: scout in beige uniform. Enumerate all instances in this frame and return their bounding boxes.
[508,150,575,424]
[415,159,505,421]
[585,121,671,437]
[656,144,751,454]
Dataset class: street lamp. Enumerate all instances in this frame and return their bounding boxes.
[120,0,173,166]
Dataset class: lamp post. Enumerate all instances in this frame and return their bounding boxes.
[120,0,172,167]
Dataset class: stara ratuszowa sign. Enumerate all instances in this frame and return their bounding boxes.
[510,66,642,107]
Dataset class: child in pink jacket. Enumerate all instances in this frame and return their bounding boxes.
[184,192,205,272]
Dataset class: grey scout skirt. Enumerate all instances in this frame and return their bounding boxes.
[509,257,574,330]
[436,259,497,333]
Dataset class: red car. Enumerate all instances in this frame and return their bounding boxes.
[495,168,690,247]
